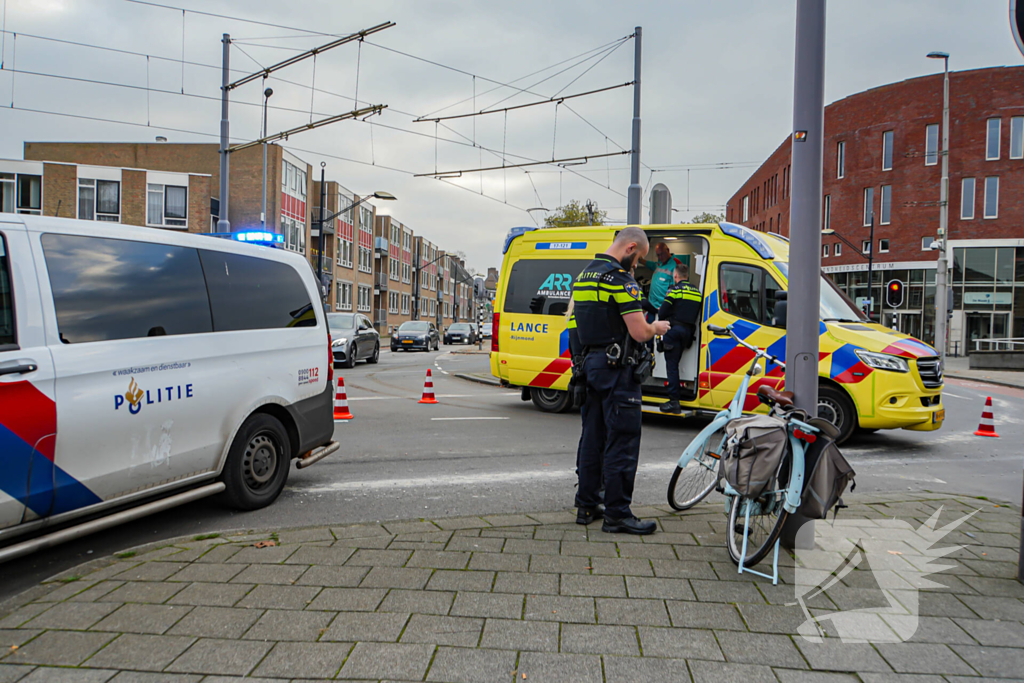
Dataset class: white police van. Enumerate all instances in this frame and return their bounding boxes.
[0,215,338,560]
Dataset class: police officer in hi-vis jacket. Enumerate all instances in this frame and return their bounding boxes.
[658,262,702,414]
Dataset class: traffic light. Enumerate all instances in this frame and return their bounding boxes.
[886,279,905,308]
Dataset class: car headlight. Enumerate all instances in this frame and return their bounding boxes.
[855,349,909,373]
[332,338,346,346]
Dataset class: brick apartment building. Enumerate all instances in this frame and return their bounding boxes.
[310,180,377,312]
[726,66,1024,352]
[375,215,415,334]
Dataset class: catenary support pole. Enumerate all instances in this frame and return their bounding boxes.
[782,0,826,551]
[935,57,950,358]
[317,163,326,305]
[626,26,642,226]
[217,33,231,231]
[867,213,875,318]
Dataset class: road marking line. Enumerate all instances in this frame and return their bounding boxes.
[942,391,969,399]
[431,417,510,421]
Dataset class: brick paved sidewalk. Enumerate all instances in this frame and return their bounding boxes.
[0,492,1021,682]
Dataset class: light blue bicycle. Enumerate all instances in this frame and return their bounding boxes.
[667,323,836,576]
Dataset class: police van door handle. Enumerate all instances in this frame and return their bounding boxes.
[0,362,38,376]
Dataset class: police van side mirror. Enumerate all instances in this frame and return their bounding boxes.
[772,290,788,328]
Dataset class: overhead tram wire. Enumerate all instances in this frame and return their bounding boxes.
[121,0,346,38]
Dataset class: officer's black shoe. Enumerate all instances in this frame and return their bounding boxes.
[659,400,682,414]
[602,515,657,535]
[576,505,604,525]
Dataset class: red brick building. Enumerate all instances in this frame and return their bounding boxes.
[727,66,1024,352]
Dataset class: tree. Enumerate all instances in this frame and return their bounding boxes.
[543,200,606,228]
[688,211,725,224]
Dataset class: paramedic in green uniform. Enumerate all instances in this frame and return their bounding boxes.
[644,242,686,310]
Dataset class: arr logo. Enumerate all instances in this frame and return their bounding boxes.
[539,273,573,291]
[115,376,194,415]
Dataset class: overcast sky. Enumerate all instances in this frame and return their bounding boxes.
[1,0,1021,272]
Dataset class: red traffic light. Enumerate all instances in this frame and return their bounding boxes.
[886,279,905,307]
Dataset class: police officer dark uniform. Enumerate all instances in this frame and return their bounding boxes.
[572,227,670,535]
[658,263,702,414]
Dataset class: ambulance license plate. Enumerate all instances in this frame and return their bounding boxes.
[932,408,945,423]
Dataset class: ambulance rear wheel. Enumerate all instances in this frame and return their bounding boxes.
[532,388,572,413]
[817,384,856,445]
[221,414,291,511]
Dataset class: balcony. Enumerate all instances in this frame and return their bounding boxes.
[375,272,389,290]
[374,309,388,328]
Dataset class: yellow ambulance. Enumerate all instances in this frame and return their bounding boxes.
[490,223,944,442]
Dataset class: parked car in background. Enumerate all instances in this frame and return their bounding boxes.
[480,322,493,339]
[391,320,440,352]
[444,322,477,345]
[328,313,380,368]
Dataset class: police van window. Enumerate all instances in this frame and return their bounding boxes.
[41,233,213,343]
[503,259,587,316]
[200,249,316,331]
[720,264,763,323]
[0,235,15,348]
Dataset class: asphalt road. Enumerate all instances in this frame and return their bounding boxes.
[1,346,1021,600]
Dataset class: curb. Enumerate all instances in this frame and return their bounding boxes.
[945,372,1024,391]
[453,372,502,387]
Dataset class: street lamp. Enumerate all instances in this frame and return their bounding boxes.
[260,85,274,231]
[927,50,950,360]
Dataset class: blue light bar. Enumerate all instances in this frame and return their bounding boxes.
[235,231,283,244]
[717,222,775,259]
[502,226,538,254]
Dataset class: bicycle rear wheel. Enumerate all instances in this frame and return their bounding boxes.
[726,458,790,567]
[667,426,725,511]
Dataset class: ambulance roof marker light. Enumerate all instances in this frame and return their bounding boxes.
[503,226,539,254]
[716,221,775,260]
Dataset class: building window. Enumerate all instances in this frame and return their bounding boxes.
[402,262,411,284]
[338,238,353,268]
[836,141,845,178]
[282,217,305,254]
[389,258,399,281]
[336,281,352,311]
[401,293,410,315]
[741,195,749,222]
[833,243,842,256]
[863,187,874,226]
[359,245,372,273]
[0,173,42,215]
[882,130,894,171]
[986,118,1001,161]
[984,176,999,219]
[961,177,976,220]
[388,290,399,313]
[879,185,891,225]
[1011,117,1024,160]
[78,179,120,222]
[878,239,890,253]
[358,284,372,312]
[925,124,939,166]
[822,244,829,258]
[147,184,188,228]
[822,194,831,231]
[861,240,871,255]
[921,236,936,251]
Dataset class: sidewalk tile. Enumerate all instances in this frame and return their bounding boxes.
[951,643,1024,678]
[643,532,697,546]
[295,565,369,588]
[603,655,691,683]
[406,551,471,570]
[165,564,244,584]
[515,652,602,683]
[359,567,432,590]
[715,630,806,668]
[337,642,434,680]
[859,675,945,683]
[795,641,893,673]
[394,531,453,544]
[559,541,618,558]
[959,576,1024,598]
[242,609,333,641]
[226,545,297,564]
[524,595,595,624]
[167,583,252,607]
[378,589,454,615]
[667,602,745,630]
[65,582,127,604]
[23,602,120,630]
[589,557,654,576]
[399,614,483,647]
[737,603,813,635]
[479,529,533,540]
[690,579,766,604]
[450,592,523,620]
[535,528,588,542]
[166,638,272,676]
[282,546,356,567]
[4,631,115,666]
[953,617,1024,647]
[345,549,412,567]
[688,659,778,683]
[528,554,594,575]
[0,629,40,647]
[382,521,439,535]
[481,514,537,527]
[480,618,559,651]
[625,576,695,601]
[90,604,192,635]
[228,564,306,585]
[321,612,409,643]
[193,544,242,564]
[425,646,515,682]
[616,543,678,560]
[167,606,262,639]
[433,517,490,531]
[493,572,557,596]
[773,671,858,683]
[596,598,669,626]
[467,552,527,573]
[560,575,626,598]
[275,527,336,544]
[445,536,505,553]
[306,588,386,612]
[238,584,320,610]
[0,664,35,683]
[17,669,116,683]
[33,581,105,604]
[334,535,394,550]
[637,626,723,660]
[427,570,495,593]
[526,512,577,525]
[560,624,639,655]
[99,582,185,605]
[650,559,717,580]
[0,604,51,629]
[956,595,1024,620]
[330,523,390,539]
[83,634,194,670]
[876,642,976,675]
[251,641,351,679]
[879,615,975,645]
[113,563,187,583]
[503,539,559,556]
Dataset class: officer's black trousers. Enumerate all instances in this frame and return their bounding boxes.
[663,325,693,402]
[574,351,642,519]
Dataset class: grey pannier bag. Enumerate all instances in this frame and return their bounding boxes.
[798,430,856,520]
[722,415,789,498]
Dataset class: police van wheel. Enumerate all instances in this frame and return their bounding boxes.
[531,388,572,413]
[818,385,856,445]
[221,414,291,511]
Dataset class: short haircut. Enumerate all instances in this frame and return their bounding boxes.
[675,262,688,278]
[613,226,649,250]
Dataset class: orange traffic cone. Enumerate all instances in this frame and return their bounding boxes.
[333,377,353,420]
[418,368,439,404]
[973,396,999,437]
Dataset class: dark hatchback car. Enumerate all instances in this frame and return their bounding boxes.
[444,322,477,345]
[328,313,381,368]
[391,320,440,352]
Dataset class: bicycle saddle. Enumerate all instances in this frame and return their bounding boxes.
[757,385,795,408]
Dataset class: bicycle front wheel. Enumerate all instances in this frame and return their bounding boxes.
[726,487,789,568]
[667,426,726,511]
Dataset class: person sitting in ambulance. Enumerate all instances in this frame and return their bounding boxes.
[658,262,702,414]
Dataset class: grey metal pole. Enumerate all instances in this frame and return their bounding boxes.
[317,164,326,298]
[626,26,642,226]
[217,33,231,231]
[935,57,950,358]
[261,84,271,231]
[782,0,826,551]
[867,214,875,319]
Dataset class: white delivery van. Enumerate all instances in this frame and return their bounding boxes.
[0,215,338,555]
